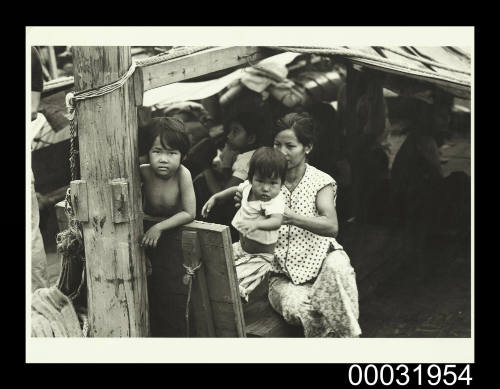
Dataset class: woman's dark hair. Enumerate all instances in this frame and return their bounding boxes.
[145,117,191,157]
[273,112,316,147]
[248,146,288,184]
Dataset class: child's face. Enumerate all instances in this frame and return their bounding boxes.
[226,121,253,150]
[148,136,182,178]
[250,172,282,202]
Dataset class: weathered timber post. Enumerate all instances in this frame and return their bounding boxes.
[72,47,149,337]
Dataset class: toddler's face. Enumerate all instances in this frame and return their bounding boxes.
[250,172,282,202]
[148,136,182,178]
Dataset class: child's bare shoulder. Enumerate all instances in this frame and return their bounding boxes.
[178,164,192,181]
[140,164,153,179]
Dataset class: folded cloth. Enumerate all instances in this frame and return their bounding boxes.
[31,286,83,337]
[232,241,273,302]
[31,311,53,337]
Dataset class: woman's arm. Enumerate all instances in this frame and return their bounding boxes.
[284,184,339,238]
[223,175,244,190]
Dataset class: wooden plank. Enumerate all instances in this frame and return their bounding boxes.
[55,200,68,232]
[73,46,149,337]
[133,67,144,107]
[244,299,302,338]
[70,180,89,222]
[181,231,216,337]
[110,178,130,223]
[141,46,273,92]
[220,227,246,337]
[146,220,246,337]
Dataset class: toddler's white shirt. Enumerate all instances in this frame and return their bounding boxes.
[231,180,285,245]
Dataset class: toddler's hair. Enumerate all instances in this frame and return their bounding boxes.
[248,146,288,184]
[147,117,191,157]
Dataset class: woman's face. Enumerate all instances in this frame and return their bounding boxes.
[273,129,311,170]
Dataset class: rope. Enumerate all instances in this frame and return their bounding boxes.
[56,188,87,308]
[267,46,471,86]
[182,262,203,337]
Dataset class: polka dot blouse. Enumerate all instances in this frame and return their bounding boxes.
[272,164,344,285]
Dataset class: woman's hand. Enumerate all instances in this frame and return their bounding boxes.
[233,189,243,209]
[142,224,162,248]
[282,207,295,226]
[201,196,217,218]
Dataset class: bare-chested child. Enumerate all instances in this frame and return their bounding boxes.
[140,117,196,256]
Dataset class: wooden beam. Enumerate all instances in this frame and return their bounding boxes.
[141,46,274,92]
[73,46,149,337]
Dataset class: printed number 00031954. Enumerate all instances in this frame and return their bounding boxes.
[348,364,472,386]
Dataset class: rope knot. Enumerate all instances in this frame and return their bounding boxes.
[182,262,203,285]
[65,92,76,120]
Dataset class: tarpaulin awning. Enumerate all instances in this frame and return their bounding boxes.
[268,46,471,99]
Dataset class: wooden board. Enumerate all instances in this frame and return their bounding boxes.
[145,218,246,337]
[243,279,303,338]
[140,46,275,92]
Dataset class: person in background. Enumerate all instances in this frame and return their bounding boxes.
[194,111,271,237]
[31,46,50,292]
[390,93,453,274]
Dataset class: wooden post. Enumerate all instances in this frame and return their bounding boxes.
[72,47,149,337]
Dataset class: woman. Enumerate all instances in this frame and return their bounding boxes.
[238,112,361,337]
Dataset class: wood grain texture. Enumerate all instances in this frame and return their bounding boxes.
[70,180,89,222]
[147,221,246,337]
[54,200,68,232]
[73,46,149,337]
[141,47,273,91]
[110,178,130,223]
[181,231,216,337]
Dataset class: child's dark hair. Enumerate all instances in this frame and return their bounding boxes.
[248,147,288,184]
[273,112,316,148]
[146,117,191,158]
[224,111,272,148]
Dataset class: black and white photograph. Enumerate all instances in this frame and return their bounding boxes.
[27,27,473,364]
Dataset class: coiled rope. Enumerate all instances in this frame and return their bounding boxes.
[182,262,203,337]
[65,46,215,180]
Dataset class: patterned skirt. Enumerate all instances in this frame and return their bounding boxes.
[268,248,362,337]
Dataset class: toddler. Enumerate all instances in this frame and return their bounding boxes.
[202,146,287,300]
